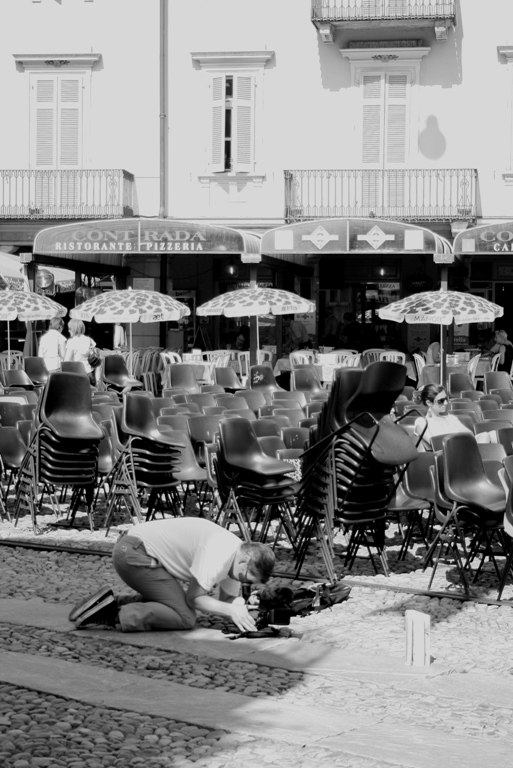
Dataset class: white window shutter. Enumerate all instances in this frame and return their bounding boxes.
[233,75,254,173]
[362,74,384,166]
[210,74,226,173]
[385,73,408,165]
[32,77,56,168]
[58,77,81,168]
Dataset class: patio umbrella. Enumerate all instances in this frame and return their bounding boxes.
[0,288,67,361]
[196,287,315,355]
[70,288,190,375]
[378,290,504,385]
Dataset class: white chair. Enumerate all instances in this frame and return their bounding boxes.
[257,350,273,366]
[491,353,501,372]
[362,348,385,364]
[467,353,481,386]
[237,351,250,385]
[379,351,406,365]
[412,353,426,381]
[339,354,361,368]
[289,351,315,368]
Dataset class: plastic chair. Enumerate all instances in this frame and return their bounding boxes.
[163,364,201,394]
[272,390,309,409]
[272,408,305,428]
[257,350,273,366]
[289,351,315,368]
[280,427,310,450]
[237,352,250,385]
[496,427,513,456]
[379,351,406,365]
[483,409,513,426]
[467,354,481,387]
[412,353,426,382]
[3,370,37,391]
[252,420,281,438]
[257,435,287,458]
[447,372,475,397]
[156,414,191,433]
[249,365,285,395]
[291,367,328,400]
[214,366,246,393]
[362,349,385,365]
[215,395,249,411]
[39,372,104,441]
[24,357,50,387]
[186,393,217,411]
[103,355,143,394]
[236,390,270,412]
[484,371,512,395]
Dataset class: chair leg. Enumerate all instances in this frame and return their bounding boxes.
[497,542,513,600]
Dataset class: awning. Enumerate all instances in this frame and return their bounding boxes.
[261,218,450,256]
[453,221,513,256]
[33,218,262,267]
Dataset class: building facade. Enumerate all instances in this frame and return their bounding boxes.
[1,0,513,350]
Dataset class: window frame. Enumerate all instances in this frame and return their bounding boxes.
[191,51,274,178]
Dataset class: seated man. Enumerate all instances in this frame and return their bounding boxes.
[70,517,275,633]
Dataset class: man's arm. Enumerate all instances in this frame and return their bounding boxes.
[186,577,257,632]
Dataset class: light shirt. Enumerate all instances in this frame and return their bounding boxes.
[426,342,440,365]
[131,517,242,597]
[38,329,66,371]
[64,334,94,373]
[414,412,471,450]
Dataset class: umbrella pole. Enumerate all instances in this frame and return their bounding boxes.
[440,322,446,387]
[7,320,10,364]
[129,324,133,377]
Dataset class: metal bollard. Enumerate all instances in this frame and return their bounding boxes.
[405,609,431,667]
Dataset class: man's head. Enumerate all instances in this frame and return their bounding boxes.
[233,542,275,585]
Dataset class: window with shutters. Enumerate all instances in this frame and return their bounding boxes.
[210,73,254,173]
[191,51,273,178]
[29,72,83,209]
[361,71,410,212]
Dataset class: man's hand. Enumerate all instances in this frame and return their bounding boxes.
[229,602,257,633]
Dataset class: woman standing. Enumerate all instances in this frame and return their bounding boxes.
[65,319,96,385]
[413,384,472,450]
[38,317,67,371]
[489,329,513,373]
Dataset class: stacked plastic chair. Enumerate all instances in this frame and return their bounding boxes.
[213,418,298,549]
[103,392,185,530]
[294,362,418,580]
[14,372,104,533]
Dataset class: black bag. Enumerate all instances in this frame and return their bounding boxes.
[87,346,102,368]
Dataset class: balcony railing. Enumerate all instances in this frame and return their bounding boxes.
[284,169,477,223]
[312,1,456,21]
[0,169,135,219]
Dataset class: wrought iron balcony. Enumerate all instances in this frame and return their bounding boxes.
[284,168,477,223]
[0,169,135,219]
[312,1,456,41]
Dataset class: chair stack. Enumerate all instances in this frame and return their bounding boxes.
[14,372,104,532]
[104,393,185,529]
[294,362,418,579]
[213,418,298,548]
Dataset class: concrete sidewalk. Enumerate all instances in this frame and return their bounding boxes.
[2,597,513,767]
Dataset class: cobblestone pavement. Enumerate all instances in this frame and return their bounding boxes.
[1,506,513,767]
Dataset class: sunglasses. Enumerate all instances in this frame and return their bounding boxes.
[433,397,448,405]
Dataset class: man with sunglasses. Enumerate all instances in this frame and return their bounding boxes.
[69,518,275,633]
[413,383,472,451]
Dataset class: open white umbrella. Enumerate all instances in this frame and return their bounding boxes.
[70,288,190,374]
[196,287,315,354]
[378,290,504,384]
[0,288,67,361]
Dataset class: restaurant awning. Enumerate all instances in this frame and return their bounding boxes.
[261,218,451,256]
[33,218,262,268]
[453,221,513,257]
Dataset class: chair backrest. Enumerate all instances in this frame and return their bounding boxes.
[3,370,35,389]
[491,353,501,372]
[186,393,217,410]
[160,351,182,369]
[237,351,250,380]
[214,366,244,391]
[24,357,50,385]
[257,435,287,457]
[289,351,315,368]
[165,363,201,394]
[61,361,88,375]
[157,414,191,432]
[482,409,513,425]
[412,353,426,380]
[272,408,305,428]
[485,370,512,394]
[496,427,513,455]
[272,390,308,409]
[467,354,481,384]
[252,419,281,437]
[291,367,323,393]
[104,355,130,378]
[236,389,268,411]
[379,351,406,365]
[339,353,362,368]
[249,365,284,393]
[443,432,505,509]
[39,372,103,440]
[362,349,385,364]
[280,426,310,450]
[257,350,273,365]
[447,372,475,397]
[343,361,406,425]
